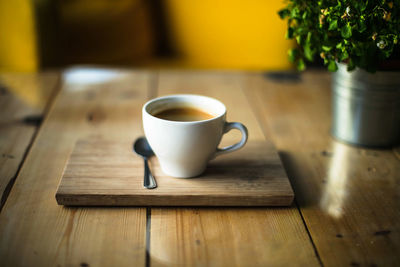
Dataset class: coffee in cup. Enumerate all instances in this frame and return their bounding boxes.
[153,107,214,122]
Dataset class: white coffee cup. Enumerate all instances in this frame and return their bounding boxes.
[143,94,248,178]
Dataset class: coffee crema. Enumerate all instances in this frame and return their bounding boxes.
[153,107,214,122]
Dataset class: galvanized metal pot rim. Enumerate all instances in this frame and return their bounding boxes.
[336,62,400,87]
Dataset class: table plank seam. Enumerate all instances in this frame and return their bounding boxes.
[147,71,158,267]
[295,199,324,267]
[242,84,324,266]
[0,132,36,212]
[146,207,151,267]
[0,73,61,213]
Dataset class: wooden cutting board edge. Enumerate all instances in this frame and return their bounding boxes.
[55,139,295,207]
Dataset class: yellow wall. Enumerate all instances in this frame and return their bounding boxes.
[0,0,292,71]
[0,0,38,72]
[165,0,293,70]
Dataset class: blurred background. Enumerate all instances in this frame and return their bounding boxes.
[0,0,294,72]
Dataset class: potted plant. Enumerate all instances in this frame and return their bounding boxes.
[279,0,400,147]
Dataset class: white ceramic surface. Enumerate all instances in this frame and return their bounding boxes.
[143,94,248,178]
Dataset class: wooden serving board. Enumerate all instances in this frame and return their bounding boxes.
[56,139,294,206]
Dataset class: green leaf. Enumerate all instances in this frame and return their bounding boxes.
[278,9,290,19]
[306,32,312,42]
[297,58,306,71]
[304,42,314,61]
[286,27,294,39]
[288,49,298,62]
[347,59,356,71]
[358,21,367,33]
[291,7,300,18]
[360,1,368,12]
[296,35,302,45]
[322,45,332,51]
[339,49,349,61]
[341,23,352,38]
[327,60,338,72]
[328,20,338,30]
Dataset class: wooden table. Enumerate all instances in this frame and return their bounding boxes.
[0,68,399,266]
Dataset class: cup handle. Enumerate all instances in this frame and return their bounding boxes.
[215,122,248,157]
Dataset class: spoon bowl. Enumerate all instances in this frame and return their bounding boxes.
[134,137,154,158]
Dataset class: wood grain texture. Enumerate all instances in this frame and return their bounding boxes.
[149,71,319,266]
[246,71,400,266]
[151,207,316,266]
[56,139,293,206]
[0,68,150,266]
[0,71,59,209]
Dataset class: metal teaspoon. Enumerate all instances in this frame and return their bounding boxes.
[133,137,157,189]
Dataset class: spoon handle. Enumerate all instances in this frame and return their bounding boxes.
[144,158,157,189]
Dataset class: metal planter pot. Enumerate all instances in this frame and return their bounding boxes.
[332,63,400,148]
